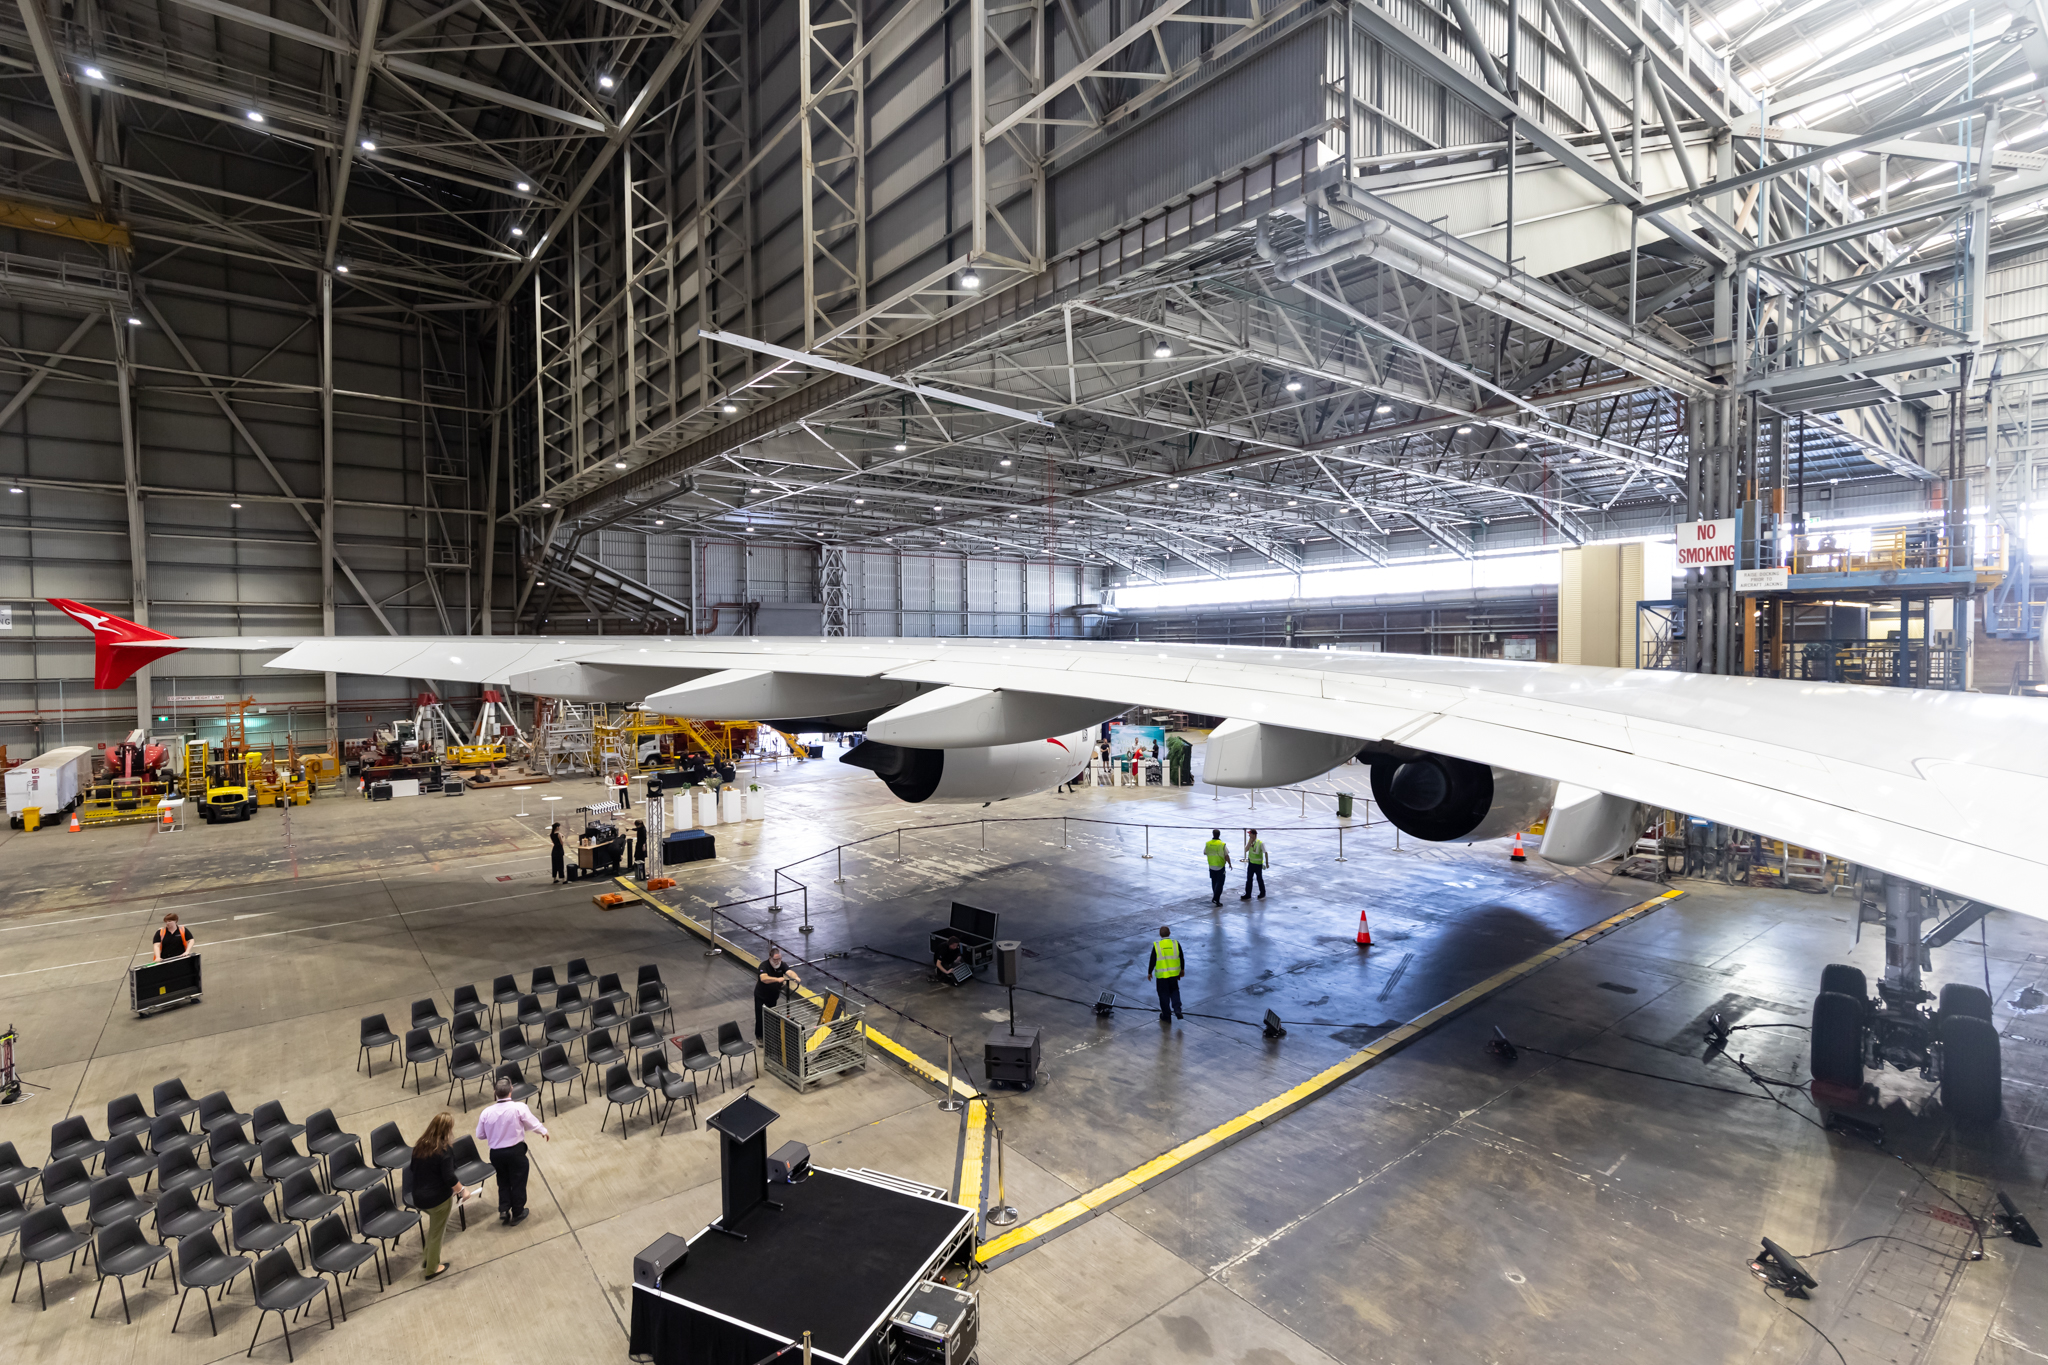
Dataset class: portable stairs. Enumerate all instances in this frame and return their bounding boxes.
[534,699,597,776]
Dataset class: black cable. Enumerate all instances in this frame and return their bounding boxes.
[1726,1022,1811,1033]
[1756,1281,1850,1365]
[1799,1233,1969,1261]
[1509,1043,1780,1101]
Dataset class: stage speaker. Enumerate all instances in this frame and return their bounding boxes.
[1262,1010,1287,1039]
[1758,1237,1817,1292]
[1094,991,1116,1017]
[634,1232,690,1289]
[995,941,1021,987]
[769,1139,810,1183]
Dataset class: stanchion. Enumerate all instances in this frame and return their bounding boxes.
[834,847,845,884]
[986,1119,1019,1227]
[898,828,903,859]
[799,886,814,934]
[704,904,724,958]
[1336,823,1346,863]
[939,1036,964,1112]
[1142,825,1151,859]
[1062,817,1068,848]
[767,868,782,914]
[980,819,986,851]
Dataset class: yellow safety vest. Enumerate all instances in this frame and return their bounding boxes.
[1246,839,1267,866]
[1154,938,1183,978]
[1204,840,1228,869]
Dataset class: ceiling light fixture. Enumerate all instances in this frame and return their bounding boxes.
[960,269,981,289]
[229,501,242,509]
[999,458,1012,467]
[516,181,531,192]
[654,519,665,526]
[359,136,377,151]
[510,225,524,237]
[597,73,615,89]
[1568,455,1583,464]
[84,65,104,80]
[613,460,627,469]
[894,441,908,452]
[1166,481,1179,489]
[540,501,552,508]
[722,402,738,414]
[854,498,864,505]
[1376,404,1392,414]
[7,487,20,494]
[1285,379,1303,392]
[245,110,264,123]
[1457,425,1473,434]
[1152,340,1173,359]
[126,316,142,326]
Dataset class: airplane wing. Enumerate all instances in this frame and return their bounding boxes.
[54,598,2046,920]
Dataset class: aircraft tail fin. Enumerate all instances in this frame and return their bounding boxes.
[45,598,185,689]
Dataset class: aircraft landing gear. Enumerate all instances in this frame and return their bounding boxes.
[1811,876,2002,1123]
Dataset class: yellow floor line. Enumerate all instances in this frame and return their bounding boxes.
[958,1098,990,1215]
[972,887,1686,1268]
[614,878,978,1103]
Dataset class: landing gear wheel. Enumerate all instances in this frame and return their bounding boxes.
[1811,990,1866,1088]
[1820,964,1868,1003]
[1937,1014,2002,1123]
[1938,983,1993,1023]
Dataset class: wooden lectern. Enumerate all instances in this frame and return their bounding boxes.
[705,1093,782,1240]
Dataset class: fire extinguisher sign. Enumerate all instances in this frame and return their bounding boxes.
[1675,518,1738,568]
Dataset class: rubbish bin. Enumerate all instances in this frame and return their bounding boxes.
[1336,792,1354,818]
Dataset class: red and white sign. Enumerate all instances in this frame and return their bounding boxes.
[1675,518,1737,568]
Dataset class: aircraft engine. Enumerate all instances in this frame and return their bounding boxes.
[840,732,1089,804]
[1363,748,1557,844]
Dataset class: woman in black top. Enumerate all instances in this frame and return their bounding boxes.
[411,1112,465,1278]
[550,823,565,883]
[151,912,194,961]
[632,820,646,867]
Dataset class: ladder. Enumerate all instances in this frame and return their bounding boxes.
[534,700,597,776]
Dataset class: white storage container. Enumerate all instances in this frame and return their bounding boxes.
[5,745,92,816]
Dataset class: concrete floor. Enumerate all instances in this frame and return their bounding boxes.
[1,750,2043,1365]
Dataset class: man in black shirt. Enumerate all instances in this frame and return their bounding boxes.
[933,936,965,983]
[152,912,193,961]
[754,947,801,1040]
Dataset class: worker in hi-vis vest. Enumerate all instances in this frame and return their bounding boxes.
[1203,829,1233,905]
[1148,926,1186,1023]
[1240,828,1269,901]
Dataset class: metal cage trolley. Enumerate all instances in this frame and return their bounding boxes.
[761,993,868,1091]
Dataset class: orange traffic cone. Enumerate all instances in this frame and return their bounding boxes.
[1510,831,1526,862]
[160,806,174,828]
[69,811,81,832]
[1355,910,1373,947]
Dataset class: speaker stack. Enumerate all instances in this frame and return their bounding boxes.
[983,939,1042,1090]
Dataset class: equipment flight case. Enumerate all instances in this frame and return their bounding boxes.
[886,1280,979,1365]
[928,903,1000,974]
[132,953,203,1016]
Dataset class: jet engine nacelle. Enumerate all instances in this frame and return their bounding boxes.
[840,732,1089,804]
[1364,747,1556,844]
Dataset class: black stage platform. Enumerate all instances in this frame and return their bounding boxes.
[629,1169,975,1365]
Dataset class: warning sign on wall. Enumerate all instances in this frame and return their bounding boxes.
[1675,519,1737,568]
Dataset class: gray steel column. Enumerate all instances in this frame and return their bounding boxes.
[1882,875,1924,994]
[113,307,149,730]
[320,270,338,747]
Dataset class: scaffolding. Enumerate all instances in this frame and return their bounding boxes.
[534,699,598,777]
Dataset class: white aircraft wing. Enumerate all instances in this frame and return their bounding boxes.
[74,607,2042,919]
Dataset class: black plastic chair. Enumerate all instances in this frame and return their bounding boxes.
[679,1033,723,1095]
[451,1009,492,1057]
[626,1012,667,1067]
[155,1147,212,1201]
[447,1042,492,1111]
[278,1168,343,1226]
[716,1020,758,1083]
[196,1090,252,1135]
[588,1000,626,1037]
[489,973,523,1027]
[411,996,450,1040]
[0,1184,30,1260]
[206,1120,260,1169]
[38,1157,94,1209]
[106,1092,154,1141]
[403,1026,447,1093]
[91,1215,171,1323]
[0,1141,35,1199]
[515,993,547,1033]
[452,982,484,1022]
[304,1109,358,1183]
[152,1185,225,1242]
[601,1064,650,1140]
[323,1142,385,1223]
[100,1132,156,1185]
[543,1008,584,1049]
[306,1213,381,1319]
[252,1100,307,1147]
[369,1123,412,1182]
[554,983,589,1024]
[49,1114,105,1169]
[563,956,596,989]
[84,1174,150,1230]
[352,1184,420,1281]
[491,1056,541,1105]
[12,1203,92,1310]
[152,1077,202,1129]
[261,1134,319,1186]
[232,1198,304,1262]
[358,1014,401,1075]
[247,1247,333,1362]
[450,1137,494,1230]
[149,1113,205,1160]
[635,981,674,1031]
[537,1043,586,1117]
[527,965,560,999]
[642,1054,698,1136]
[498,1024,538,1067]
[171,1228,250,1335]
[583,1027,625,1080]
[208,1160,271,1215]
[637,963,669,1004]
[593,971,630,1009]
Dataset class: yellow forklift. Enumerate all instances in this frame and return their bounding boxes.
[186,740,260,824]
